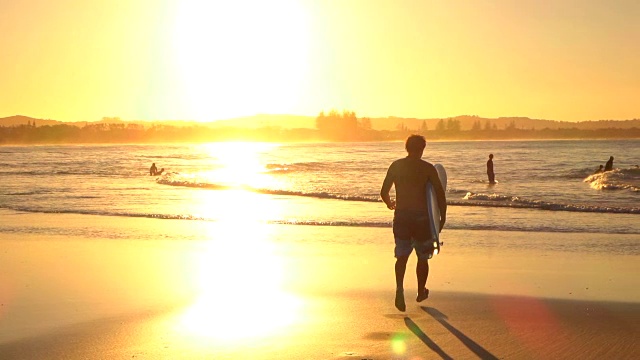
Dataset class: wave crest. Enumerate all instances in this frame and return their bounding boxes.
[157,174,639,215]
[460,191,639,214]
[583,167,640,192]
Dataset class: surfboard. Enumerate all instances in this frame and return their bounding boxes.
[426,164,447,256]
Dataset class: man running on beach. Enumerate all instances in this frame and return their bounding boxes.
[380,135,447,312]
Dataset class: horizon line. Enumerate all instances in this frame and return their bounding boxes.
[2,113,640,124]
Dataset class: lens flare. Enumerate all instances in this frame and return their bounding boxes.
[391,333,407,354]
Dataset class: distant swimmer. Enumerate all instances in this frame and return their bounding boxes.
[487,154,495,184]
[150,163,158,176]
[604,156,614,172]
[380,135,447,312]
[594,165,604,174]
[157,168,165,175]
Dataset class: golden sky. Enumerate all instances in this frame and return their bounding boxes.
[1,0,638,122]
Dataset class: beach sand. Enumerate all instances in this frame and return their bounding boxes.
[1,211,639,359]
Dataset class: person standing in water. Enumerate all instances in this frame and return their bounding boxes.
[604,156,614,172]
[380,135,447,312]
[150,163,158,176]
[487,154,495,184]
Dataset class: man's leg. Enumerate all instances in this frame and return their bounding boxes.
[395,255,409,289]
[395,255,409,311]
[416,258,430,302]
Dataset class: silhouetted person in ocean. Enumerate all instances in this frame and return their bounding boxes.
[594,165,604,174]
[604,156,614,172]
[157,168,165,175]
[380,134,447,312]
[150,163,158,176]
[487,154,495,184]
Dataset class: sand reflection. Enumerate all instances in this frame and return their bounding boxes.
[175,198,302,342]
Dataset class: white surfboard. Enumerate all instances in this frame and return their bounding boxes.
[426,164,447,255]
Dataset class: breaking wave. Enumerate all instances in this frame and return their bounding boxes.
[459,192,639,214]
[583,167,640,192]
[157,175,639,215]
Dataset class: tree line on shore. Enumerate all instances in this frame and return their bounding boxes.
[1,111,639,144]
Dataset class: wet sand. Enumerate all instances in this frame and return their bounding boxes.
[1,212,639,359]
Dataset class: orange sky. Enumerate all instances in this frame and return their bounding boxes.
[1,0,638,122]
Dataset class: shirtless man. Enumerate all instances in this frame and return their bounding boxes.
[487,154,495,184]
[380,135,447,312]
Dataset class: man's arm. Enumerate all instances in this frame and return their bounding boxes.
[380,167,396,210]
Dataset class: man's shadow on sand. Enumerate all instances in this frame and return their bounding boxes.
[404,307,498,360]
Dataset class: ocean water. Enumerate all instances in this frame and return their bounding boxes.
[1,140,639,253]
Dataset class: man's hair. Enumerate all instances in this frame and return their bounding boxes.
[405,134,426,153]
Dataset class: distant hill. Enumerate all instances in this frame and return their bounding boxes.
[0,115,202,129]
[0,114,316,129]
[208,114,640,131]
[0,115,60,127]
[369,116,640,131]
[1,114,639,131]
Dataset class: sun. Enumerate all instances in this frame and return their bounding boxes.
[172,0,311,121]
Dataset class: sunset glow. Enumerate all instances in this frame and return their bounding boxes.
[173,0,310,121]
[1,1,639,356]
[1,1,638,122]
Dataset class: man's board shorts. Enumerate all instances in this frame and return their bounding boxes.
[393,209,435,260]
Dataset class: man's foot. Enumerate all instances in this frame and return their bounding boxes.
[395,289,406,312]
[416,288,429,302]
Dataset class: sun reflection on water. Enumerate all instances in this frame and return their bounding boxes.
[200,141,282,190]
[173,142,303,342]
